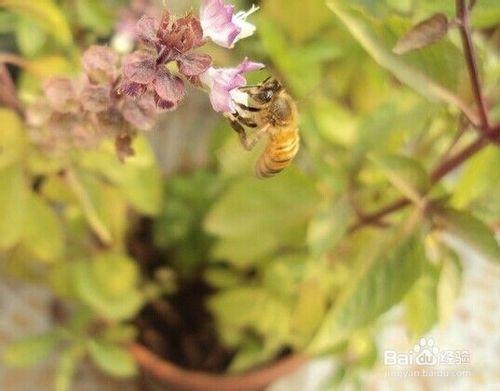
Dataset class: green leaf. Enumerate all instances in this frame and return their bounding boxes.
[55,346,84,391]
[0,109,26,170]
[0,0,72,46]
[404,266,439,340]
[393,13,448,55]
[307,197,351,257]
[437,252,462,326]
[452,146,500,209]
[0,165,28,249]
[102,324,138,344]
[258,19,323,98]
[16,15,47,57]
[262,254,309,299]
[261,0,331,44]
[209,287,291,343]
[73,254,144,321]
[291,279,328,347]
[88,340,137,378]
[308,235,425,354]
[326,0,477,124]
[418,0,500,28]
[22,193,64,262]
[227,337,279,373]
[0,10,17,33]
[354,93,438,155]
[371,154,429,203]
[3,333,58,367]
[205,267,241,289]
[76,0,114,36]
[79,137,162,216]
[436,208,500,264]
[66,170,112,246]
[205,170,318,266]
[471,0,500,28]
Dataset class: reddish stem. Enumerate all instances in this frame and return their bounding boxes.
[0,64,21,114]
[348,1,498,234]
[348,136,489,234]
[456,0,490,131]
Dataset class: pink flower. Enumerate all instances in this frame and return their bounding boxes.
[200,0,259,49]
[200,58,264,113]
[120,11,212,110]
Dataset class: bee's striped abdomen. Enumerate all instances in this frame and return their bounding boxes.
[256,130,299,178]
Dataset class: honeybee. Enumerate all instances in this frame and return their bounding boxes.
[227,77,299,178]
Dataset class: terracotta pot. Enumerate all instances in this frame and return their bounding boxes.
[129,343,308,391]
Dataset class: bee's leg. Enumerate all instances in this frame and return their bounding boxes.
[228,116,245,134]
[234,112,257,128]
[227,114,268,151]
[236,102,261,113]
[239,124,270,151]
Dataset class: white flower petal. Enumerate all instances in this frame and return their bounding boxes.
[200,0,259,48]
[200,58,264,113]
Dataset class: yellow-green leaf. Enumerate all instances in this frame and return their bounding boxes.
[55,345,84,391]
[307,197,351,257]
[0,0,72,46]
[437,253,462,326]
[16,15,47,57]
[371,154,429,203]
[0,109,25,170]
[326,0,478,125]
[291,279,328,347]
[73,254,144,321]
[436,208,500,264]
[78,138,162,216]
[404,267,439,340]
[205,170,318,266]
[87,340,137,378]
[3,333,58,367]
[308,235,425,354]
[0,165,27,249]
[23,193,64,262]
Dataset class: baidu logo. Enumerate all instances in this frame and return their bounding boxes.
[413,338,439,366]
[384,337,470,367]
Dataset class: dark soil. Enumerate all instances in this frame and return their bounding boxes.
[127,217,235,373]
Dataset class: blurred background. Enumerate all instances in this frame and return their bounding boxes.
[0,0,499,390]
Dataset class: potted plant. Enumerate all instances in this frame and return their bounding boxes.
[1,0,499,390]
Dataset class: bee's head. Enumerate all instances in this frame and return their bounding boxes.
[254,77,283,104]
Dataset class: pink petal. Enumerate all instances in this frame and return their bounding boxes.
[154,95,177,111]
[81,84,110,113]
[153,68,185,104]
[121,93,158,130]
[178,52,212,76]
[119,80,148,97]
[43,77,78,113]
[82,45,118,83]
[236,58,265,74]
[200,0,239,48]
[123,51,157,84]
[200,58,264,113]
[135,15,159,45]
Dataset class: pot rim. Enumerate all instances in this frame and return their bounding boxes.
[129,343,307,391]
